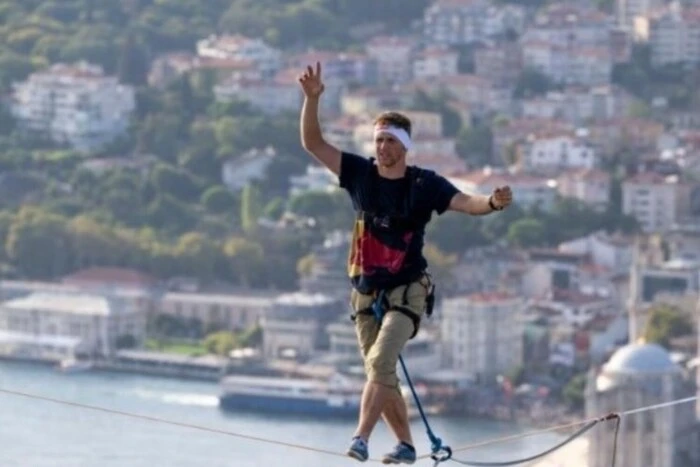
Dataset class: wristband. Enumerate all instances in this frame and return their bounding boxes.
[488,195,503,211]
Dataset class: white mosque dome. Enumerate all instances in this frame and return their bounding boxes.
[596,342,681,391]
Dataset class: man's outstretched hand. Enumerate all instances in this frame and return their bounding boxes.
[298,61,325,99]
[491,186,513,210]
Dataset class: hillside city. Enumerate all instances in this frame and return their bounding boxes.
[0,1,700,465]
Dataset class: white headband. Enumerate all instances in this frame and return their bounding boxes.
[374,124,412,151]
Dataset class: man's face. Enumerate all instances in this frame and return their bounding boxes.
[374,132,406,168]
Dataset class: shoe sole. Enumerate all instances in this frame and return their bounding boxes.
[347,450,368,462]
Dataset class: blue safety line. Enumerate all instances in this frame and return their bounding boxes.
[372,291,452,465]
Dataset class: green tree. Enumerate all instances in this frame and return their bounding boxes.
[240,183,262,234]
[456,124,493,165]
[117,34,149,86]
[643,304,694,349]
[201,186,236,214]
[204,331,238,356]
[514,68,554,99]
[426,212,487,254]
[174,232,221,280]
[563,373,586,411]
[507,218,547,248]
[6,207,74,278]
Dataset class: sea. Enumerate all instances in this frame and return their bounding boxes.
[0,361,565,467]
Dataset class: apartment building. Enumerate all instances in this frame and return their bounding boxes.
[11,62,135,153]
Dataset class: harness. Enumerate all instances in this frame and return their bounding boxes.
[349,159,437,338]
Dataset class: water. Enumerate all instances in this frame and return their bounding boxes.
[0,361,564,467]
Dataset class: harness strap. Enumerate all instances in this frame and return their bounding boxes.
[350,286,421,339]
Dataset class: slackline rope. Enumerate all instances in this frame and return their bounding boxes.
[0,387,696,465]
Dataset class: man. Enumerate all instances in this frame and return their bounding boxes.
[297,62,513,464]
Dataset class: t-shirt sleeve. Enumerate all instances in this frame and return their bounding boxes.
[427,172,460,215]
[338,151,371,193]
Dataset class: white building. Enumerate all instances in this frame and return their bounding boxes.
[622,173,689,233]
[519,132,597,172]
[618,0,666,30]
[647,5,700,66]
[11,62,135,153]
[559,231,633,274]
[288,165,338,196]
[412,46,459,80]
[556,168,612,212]
[423,0,527,45]
[196,34,282,77]
[0,292,146,358]
[524,3,613,48]
[365,36,416,84]
[214,73,301,115]
[520,85,635,125]
[221,146,276,192]
[441,292,525,381]
[521,40,613,87]
[158,290,275,332]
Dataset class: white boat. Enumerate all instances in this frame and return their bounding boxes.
[219,372,364,417]
[58,357,94,373]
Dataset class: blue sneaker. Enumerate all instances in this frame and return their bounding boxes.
[347,436,369,462]
[381,442,416,464]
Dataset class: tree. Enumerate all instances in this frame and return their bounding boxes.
[5,207,74,279]
[240,183,262,234]
[201,186,237,214]
[288,190,338,221]
[643,304,694,349]
[456,124,493,166]
[174,232,221,281]
[563,373,586,411]
[514,68,554,99]
[410,90,462,137]
[426,211,487,254]
[204,330,238,356]
[223,236,265,286]
[150,163,201,203]
[507,218,547,248]
[117,34,149,86]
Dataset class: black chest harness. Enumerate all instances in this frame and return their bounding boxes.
[350,159,436,338]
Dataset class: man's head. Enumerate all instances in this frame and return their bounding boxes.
[373,111,412,168]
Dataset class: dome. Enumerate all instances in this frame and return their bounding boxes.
[604,343,679,375]
[596,343,681,392]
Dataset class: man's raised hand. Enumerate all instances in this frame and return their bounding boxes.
[298,61,325,99]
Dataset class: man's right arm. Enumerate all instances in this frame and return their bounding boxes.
[300,96,341,176]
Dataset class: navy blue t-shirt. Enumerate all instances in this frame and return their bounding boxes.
[338,152,460,293]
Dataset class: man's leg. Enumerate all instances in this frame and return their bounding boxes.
[347,301,379,462]
[381,387,412,446]
[354,311,414,442]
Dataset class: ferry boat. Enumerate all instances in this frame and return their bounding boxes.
[218,372,363,417]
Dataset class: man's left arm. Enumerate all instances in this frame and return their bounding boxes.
[429,172,513,216]
[448,190,510,215]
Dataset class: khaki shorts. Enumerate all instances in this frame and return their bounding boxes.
[350,274,432,389]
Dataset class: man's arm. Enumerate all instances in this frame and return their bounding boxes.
[447,192,497,215]
[300,96,341,176]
